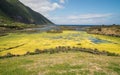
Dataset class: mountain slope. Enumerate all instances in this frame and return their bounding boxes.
[0,0,53,25]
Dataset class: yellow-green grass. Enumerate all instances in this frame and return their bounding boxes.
[0,31,120,56]
[0,52,120,75]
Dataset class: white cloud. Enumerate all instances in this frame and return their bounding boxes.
[50,14,112,24]
[60,0,65,4]
[67,14,112,20]
[19,0,63,16]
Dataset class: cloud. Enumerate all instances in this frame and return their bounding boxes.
[50,13,113,24]
[67,14,112,20]
[60,0,65,4]
[19,0,63,16]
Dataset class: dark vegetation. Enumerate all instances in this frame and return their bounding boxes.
[57,25,91,31]
[87,25,120,37]
[47,29,63,33]
[0,23,37,37]
[0,43,25,52]
[0,46,119,59]
[0,33,8,37]
[0,23,47,35]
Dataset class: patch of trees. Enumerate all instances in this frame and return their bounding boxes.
[0,46,119,59]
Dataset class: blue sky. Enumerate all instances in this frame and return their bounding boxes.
[20,0,120,25]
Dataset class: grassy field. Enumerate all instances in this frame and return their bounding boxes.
[0,52,120,75]
[0,31,120,56]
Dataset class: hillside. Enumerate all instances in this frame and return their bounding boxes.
[0,0,53,25]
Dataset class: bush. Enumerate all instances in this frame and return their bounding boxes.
[34,49,41,54]
[26,51,31,55]
[5,53,14,57]
[107,52,119,56]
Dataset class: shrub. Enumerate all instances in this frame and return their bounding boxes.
[50,49,55,54]
[107,52,119,56]
[5,53,14,57]
[34,49,41,54]
[26,51,31,55]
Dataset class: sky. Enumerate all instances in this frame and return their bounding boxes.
[19,0,120,25]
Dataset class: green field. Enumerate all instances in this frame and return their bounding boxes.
[0,52,120,75]
[0,31,120,56]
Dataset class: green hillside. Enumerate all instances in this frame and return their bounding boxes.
[0,0,53,25]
